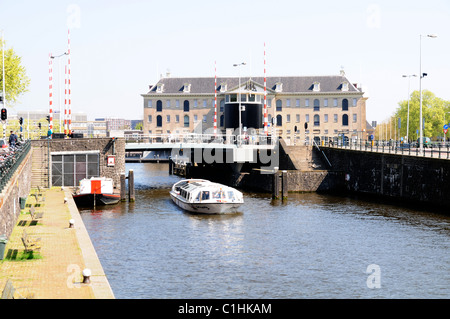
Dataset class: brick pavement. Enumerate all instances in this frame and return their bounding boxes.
[0,187,114,299]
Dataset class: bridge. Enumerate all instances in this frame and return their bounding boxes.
[124,133,276,163]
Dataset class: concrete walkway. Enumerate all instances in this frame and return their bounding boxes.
[0,187,114,299]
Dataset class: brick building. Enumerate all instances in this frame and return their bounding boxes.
[142,70,368,144]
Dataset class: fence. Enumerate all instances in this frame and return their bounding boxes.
[0,140,32,193]
[325,139,450,159]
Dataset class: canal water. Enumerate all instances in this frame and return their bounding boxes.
[79,163,450,299]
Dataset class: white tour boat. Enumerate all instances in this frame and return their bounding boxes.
[170,179,244,214]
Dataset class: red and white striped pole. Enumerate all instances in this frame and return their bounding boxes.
[263,42,268,136]
[67,29,72,135]
[64,63,68,136]
[214,61,217,136]
[49,53,53,133]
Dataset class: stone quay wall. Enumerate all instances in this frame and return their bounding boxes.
[320,147,450,209]
[0,151,32,238]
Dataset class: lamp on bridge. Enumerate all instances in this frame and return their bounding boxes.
[419,34,437,154]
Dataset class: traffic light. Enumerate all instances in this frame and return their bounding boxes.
[38,122,41,129]
[19,117,23,125]
[46,115,50,122]
[1,108,6,121]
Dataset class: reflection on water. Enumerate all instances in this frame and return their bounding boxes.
[80,163,450,299]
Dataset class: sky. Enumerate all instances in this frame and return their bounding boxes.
[1,0,450,122]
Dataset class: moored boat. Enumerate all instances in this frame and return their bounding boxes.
[170,179,244,214]
[72,177,121,207]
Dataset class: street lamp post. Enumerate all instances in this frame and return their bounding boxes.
[51,52,67,133]
[419,34,437,154]
[233,62,246,146]
[402,74,417,143]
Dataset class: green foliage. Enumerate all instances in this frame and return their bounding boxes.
[0,38,31,106]
[394,90,450,140]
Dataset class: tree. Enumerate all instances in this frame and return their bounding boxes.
[0,38,30,105]
[394,90,450,141]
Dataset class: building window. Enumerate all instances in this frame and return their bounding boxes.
[314,99,320,111]
[286,99,291,107]
[353,98,357,106]
[342,99,349,111]
[306,114,310,123]
[148,115,152,123]
[194,115,198,122]
[313,81,320,92]
[156,100,163,112]
[353,114,357,123]
[324,99,328,107]
[156,115,162,127]
[166,115,170,123]
[287,114,291,123]
[334,114,338,123]
[184,115,189,127]
[175,115,180,123]
[203,115,207,123]
[176,100,180,108]
[220,100,224,112]
[183,100,190,112]
[341,82,349,91]
[305,99,309,107]
[276,115,282,126]
[276,100,282,112]
[296,114,300,123]
[203,100,207,107]
[333,98,338,107]
[167,100,171,108]
[183,83,191,93]
[220,115,224,127]
[147,100,152,108]
[342,114,349,126]
[296,99,300,107]
[194,99,198,107]
[314,114,320,126]
[275,82,283,92]
[324,114,328,123]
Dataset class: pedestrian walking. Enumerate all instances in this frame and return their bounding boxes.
[9,131,17,147]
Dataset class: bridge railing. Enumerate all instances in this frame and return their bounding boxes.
[324,139,450,159]
[0,140,32,193]
[124,133,276,146]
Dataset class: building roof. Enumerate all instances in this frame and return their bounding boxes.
[143,75,362,95]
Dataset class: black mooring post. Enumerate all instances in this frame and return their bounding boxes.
[120,173,126,201]
[272,172,279,200]
[281,170,288,200]
[128,169,135,202]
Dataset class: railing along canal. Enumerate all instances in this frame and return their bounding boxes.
[324,139,450,159]
[124,133,276,146]
[0,140,32,193]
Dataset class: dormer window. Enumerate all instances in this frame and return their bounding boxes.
[220,83,227,92]
[313,81,320,92]
[156,83,164,93]
[183,83,191,93]
[275,82,283,92]
[341,81,349,92]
